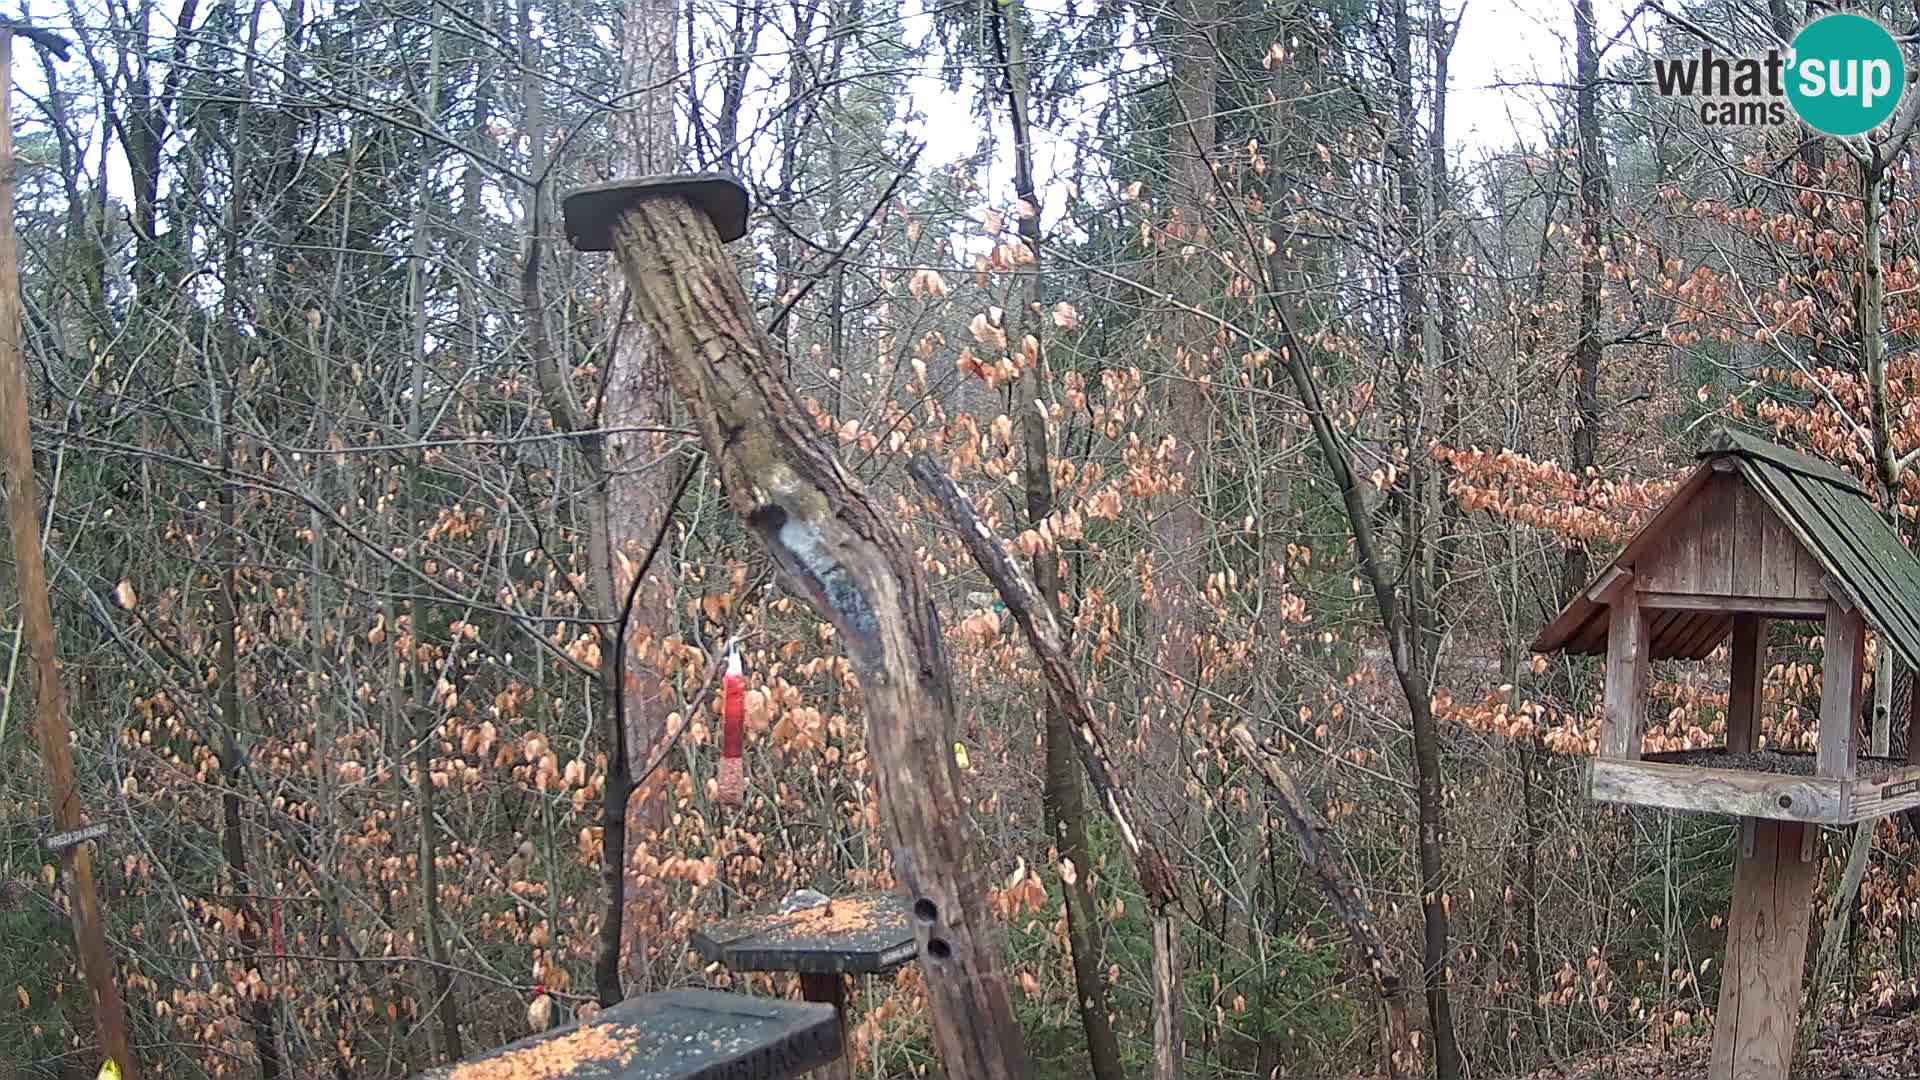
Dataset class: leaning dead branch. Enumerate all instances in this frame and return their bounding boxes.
[907,453,1178,909]
[1229,727,1413,1077]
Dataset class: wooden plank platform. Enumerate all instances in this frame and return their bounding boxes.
[692,895,912,1080]
[1588,750,1920,824]
[420,989,841,1080]
[692,894,915,975]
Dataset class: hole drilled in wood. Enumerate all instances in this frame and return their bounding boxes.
[913,897,938,923]
[926,937,952,960]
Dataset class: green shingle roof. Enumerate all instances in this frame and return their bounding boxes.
[1705,428,1920,671]
[1532,428,1920,668]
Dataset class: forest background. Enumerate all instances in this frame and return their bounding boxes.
[6,0,1920,1077]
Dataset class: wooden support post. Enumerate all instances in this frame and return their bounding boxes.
[1820,600,1865,779]
[1728,615,1767,754]
[1601,579,1648,759]
[561,177,1027,1077]
[1709,819,1819,1079]
[0,24,137,1080]
[798,973,851,1080]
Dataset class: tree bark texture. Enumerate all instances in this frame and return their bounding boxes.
[1564,0,1607,603]
[604,0,684,992]
[0,26,138,1077]
[1159,0,1219,653]
[602,194,1029,1078]
[1388,0,1461,1073]
[1153,8,1219,1071]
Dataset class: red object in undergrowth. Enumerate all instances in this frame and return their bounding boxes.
[270,897,284,959]
[527,984,553,1032]
[718,648,745,805]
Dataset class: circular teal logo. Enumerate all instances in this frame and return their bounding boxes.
[1787,14,1906,136]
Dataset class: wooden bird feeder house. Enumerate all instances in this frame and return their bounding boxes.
[1534,427,1920,1078]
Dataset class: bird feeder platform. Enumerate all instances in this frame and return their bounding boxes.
[692,893,916,976]
[1534,429,1920,1079]
[419,988,840,1080]
[1592,748,1920,825]
[692,894,915,1080]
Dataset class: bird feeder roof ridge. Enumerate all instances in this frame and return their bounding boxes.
[1697,425,1867,496]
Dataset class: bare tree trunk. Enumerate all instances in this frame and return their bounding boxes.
[516,0,682,1006]
[0,29,140,1077]
[1160,0,1217,634]
[303,307,354,1080]
[215,10,282,1071]
[405,14,462,1058]
[602,0,683,993]
[1811,146,1907,1062]
[1387,0,1460,1074]
[1862,163,1900,758]
[993,5,1124,1077]
[1151,6,1220,1072]
[1564,0,1607,600]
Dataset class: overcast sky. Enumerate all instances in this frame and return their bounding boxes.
[897,0,1645,236]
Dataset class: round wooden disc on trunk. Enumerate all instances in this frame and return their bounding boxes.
[562,174,750,250]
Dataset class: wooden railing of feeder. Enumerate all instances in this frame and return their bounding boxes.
[560,175,1027,1078]
[1533,428,1920,1079]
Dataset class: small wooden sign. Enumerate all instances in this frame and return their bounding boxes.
[1882,778,1920,801]
[46,823,108,852]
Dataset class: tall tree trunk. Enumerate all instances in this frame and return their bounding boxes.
[1387,0,1461,1074]
[1514,169,1561,1066]
[1809,155,1897,1058]
[1161,0,1217,629]
[1152,5,1219,1075]
[405,16,462,1059]
[1564,0,1607,600]
[995,6,1124,1078]
[0,27,140,1076]
[1428,7,1465,593]
[601,0,683,995]
[215,9,281,1072]
[1863,162,1899,757]
[304,305,354,1080]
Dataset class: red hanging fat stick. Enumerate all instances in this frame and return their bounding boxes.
[717,648,745,805]
[527,983,553,1033]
